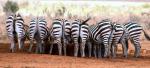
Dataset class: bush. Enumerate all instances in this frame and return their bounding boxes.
[3,0,19,15]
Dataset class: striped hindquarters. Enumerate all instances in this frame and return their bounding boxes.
[64,20,71,37]
[29,17,37,40]
[112,24,124,43]
[124,22,142,39]
[6,15,15,38]
[38,17,49,40]
[71,20,80,42]
[80,23,89,42]
[15,14,25,39]
[92,20,112,42]
[51,19,62,38]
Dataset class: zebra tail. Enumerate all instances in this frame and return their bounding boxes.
[81,17,91,25]
[142,29,150,40]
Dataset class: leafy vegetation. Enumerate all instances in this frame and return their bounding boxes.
[3,0,19,15]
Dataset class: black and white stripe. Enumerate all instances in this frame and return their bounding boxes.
[124,22,150,57]
[28,17,49,53]
[71,18,90,57]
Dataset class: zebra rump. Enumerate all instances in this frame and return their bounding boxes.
[28,17,49,53]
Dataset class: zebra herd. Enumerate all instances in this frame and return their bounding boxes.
[5,13,150,58]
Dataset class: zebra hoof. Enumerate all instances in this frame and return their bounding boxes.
[10,49,15,53]
[81,55,85,58]
[134,55,140,58]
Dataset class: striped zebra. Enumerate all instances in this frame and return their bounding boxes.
[110,23,128,58]
[71,18,91,57]
[28,17,49,54]
[6,13,26,52]
[90,19,112,58]
[49,19,71,56]
[124,22,150,57]
[63,19,71,56]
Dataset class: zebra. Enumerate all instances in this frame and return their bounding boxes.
[62,19,71,56]
[49,19,71,56]
[6,13,26,52]
[90,19,112,58]
[28,17,49,54]
[110,23,128,58]
[124,22,150,58]
[71,18,91,57]
[49,18,71,56]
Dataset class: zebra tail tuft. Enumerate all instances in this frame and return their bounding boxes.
[142,29,150,40]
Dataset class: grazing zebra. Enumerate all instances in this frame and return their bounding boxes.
[88,24,101,58]
[49,19,62,55]
[49,19,71,56]
[124,22,150,57]
[28,17,49,53]
[62,19,71,56]
[110,23,128,58]
[90,19,112,58]
[6,13,26,52]
[71,18,91,57]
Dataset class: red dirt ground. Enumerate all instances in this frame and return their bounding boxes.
[0,40,149,68]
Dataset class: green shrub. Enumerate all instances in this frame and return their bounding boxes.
[3,0,19,14]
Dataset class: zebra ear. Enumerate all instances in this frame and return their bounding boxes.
[81,17,91,25]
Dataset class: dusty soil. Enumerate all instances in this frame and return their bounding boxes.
[0,40,149,68]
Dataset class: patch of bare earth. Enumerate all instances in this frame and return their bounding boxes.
[0,40,149,68]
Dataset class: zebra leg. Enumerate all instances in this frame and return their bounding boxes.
[121,39,128,58]
[93,44,97,58]
[58,42,62,56]
[18,38,24,50]
[80,42,86,57]
[87,41,92,57]
[35,44,39,54]
[63,39,67,56]
[49,43,53,55]
[20,38,25,51]
[112,43,117,58]
[41,41,45,54]
[10,38,15,52]
[35,41,40,54]
[103,38,109,58]
[39,41,43,54]
[18,38,21,50]
[112,40,117,58]
[98,44,102,58]
[110,45,113,56]
[29,40,33,52]
[74,42,79,57]
[133,38,141,58]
